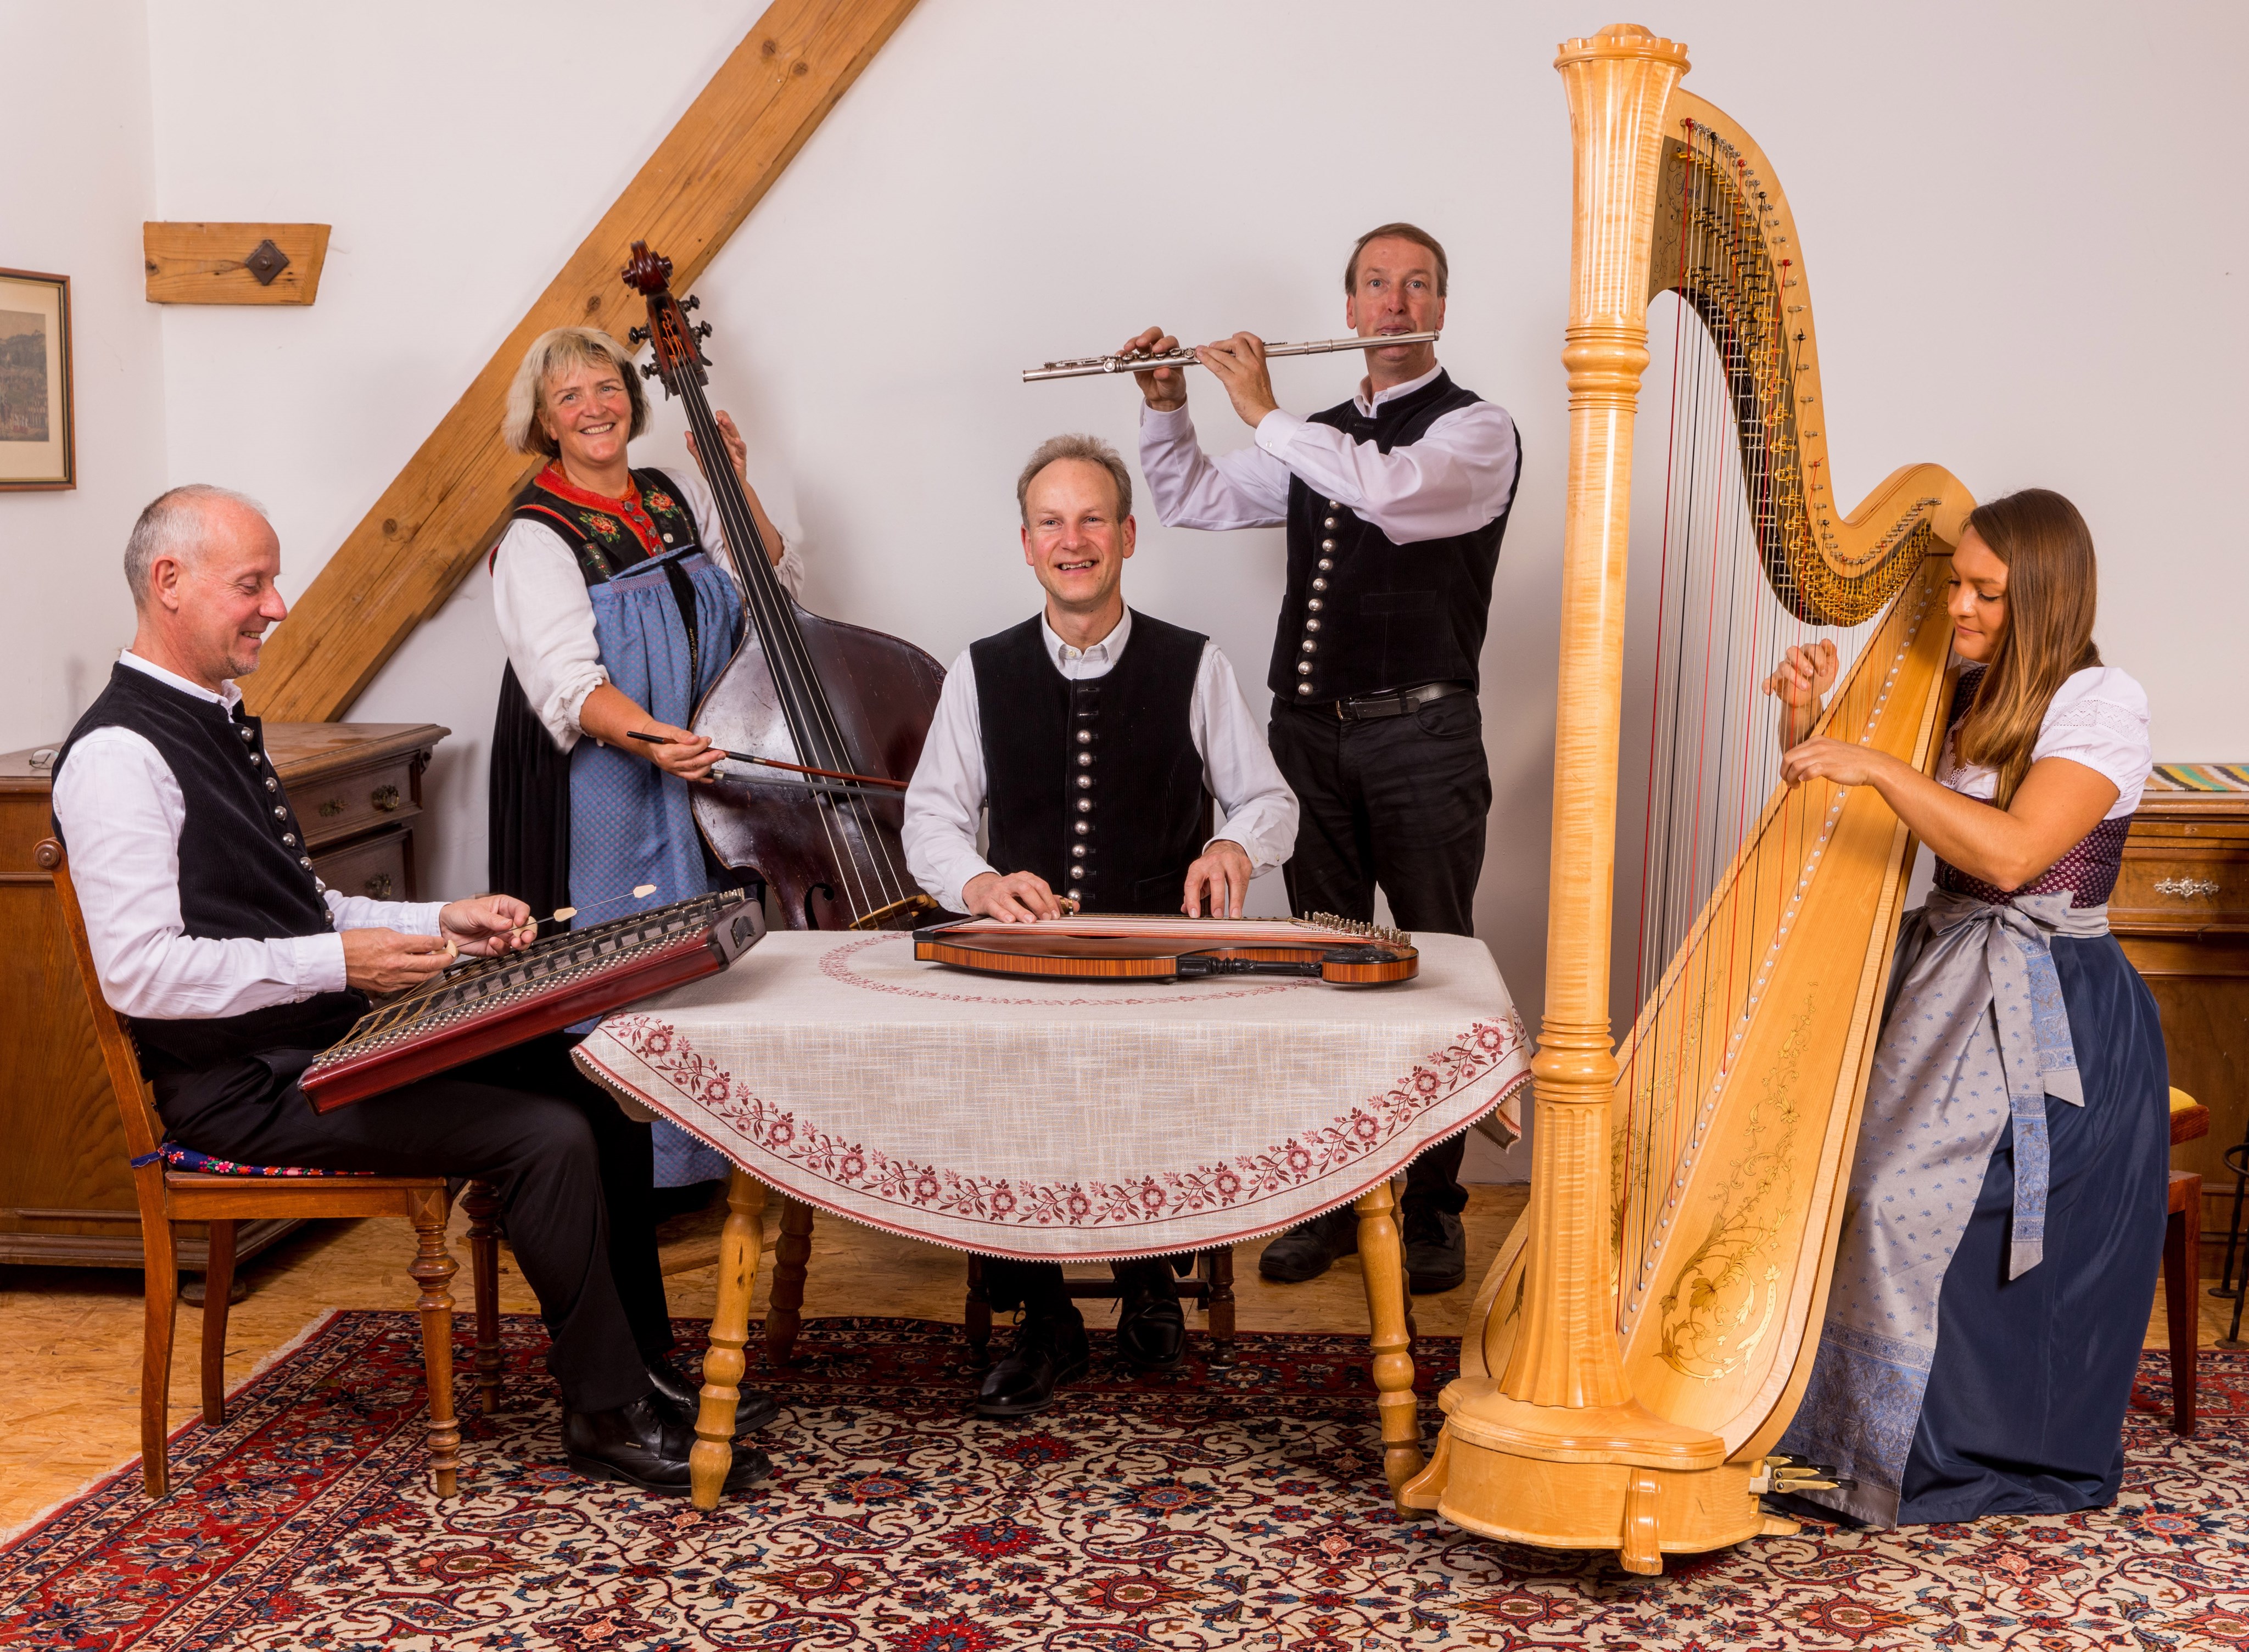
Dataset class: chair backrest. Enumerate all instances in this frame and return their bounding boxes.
[37,837,167,1165]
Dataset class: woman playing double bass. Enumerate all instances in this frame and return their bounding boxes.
[487,324,798,1188]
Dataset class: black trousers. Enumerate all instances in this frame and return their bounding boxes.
[154,1035,669,1413]
[1268,691,1492,1217]
[982,1256,1187,1315]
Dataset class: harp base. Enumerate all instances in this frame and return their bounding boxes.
[1402,1380,1765,1575]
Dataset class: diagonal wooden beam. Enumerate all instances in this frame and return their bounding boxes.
[245,0,920,720]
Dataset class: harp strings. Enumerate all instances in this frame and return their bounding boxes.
[1611,123,1883,1311]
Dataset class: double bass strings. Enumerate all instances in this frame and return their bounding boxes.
[673,383,919,923]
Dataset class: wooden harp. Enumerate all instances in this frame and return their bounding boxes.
[1397,25,1974,1570]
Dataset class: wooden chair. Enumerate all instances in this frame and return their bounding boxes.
[40,838,503,1498]
[963,1250,1239,1368]
[2167,1087,2209,1436]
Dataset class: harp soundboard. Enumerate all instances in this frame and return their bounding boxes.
[301,890,767,1112]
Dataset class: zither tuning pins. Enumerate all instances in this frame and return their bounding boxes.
[1307,911,1411,948]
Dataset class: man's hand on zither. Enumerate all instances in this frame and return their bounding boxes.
[342,928,452,995]
[441,893,538,956]
[1181,840,1254,919]
[963,870,1063,924]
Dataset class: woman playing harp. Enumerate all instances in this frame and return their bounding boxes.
[1768,489,2166,1527]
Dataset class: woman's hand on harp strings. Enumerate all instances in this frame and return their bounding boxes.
[440,893,539,957]
[963,869,1064,925]
[1122,326,1188,412]
[1182,839,1255,920]
[682,409,788,567]
[1763,640,1839,749]
[1780,735,1898,792]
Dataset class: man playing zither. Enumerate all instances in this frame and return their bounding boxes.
[902,434,1297,1416]
[1123,222,1523,1293]
[51,485,781,1496]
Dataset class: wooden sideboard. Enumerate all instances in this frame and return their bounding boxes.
[0,721,447,1269]
[2113,786,2249,1274]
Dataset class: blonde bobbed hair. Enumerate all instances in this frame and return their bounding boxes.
[503,326,650,459]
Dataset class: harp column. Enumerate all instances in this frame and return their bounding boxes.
[1405,24,1728,1575]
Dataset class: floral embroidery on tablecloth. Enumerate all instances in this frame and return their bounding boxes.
[592,1012,1531,1231]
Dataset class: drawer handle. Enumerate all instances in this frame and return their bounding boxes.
[365,872,394,899]
[318,798,345,817]
[372,784,402,812]
[2155,877,2222,899]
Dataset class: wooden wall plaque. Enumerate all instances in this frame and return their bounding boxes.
[143,222,331,305]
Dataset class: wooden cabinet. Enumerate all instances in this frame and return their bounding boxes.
[2114,787,2249,1273]
[0,721,446,1269]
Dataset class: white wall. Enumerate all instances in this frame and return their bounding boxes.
[10,3,2247,1171]
[0,0,167,749]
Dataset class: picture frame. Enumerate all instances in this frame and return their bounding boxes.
[0,268,75,491]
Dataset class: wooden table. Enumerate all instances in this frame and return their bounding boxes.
[571,928,1532,1513]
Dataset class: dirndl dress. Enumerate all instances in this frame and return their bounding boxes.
[1779,663,2168,1526]
[488,463,744,1186]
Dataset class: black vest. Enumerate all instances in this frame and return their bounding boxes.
[1272,371,1519,703]
[970,611,1211,914]
[52,664,368,1075]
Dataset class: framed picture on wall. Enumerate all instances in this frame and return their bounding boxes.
[0,268,74,491]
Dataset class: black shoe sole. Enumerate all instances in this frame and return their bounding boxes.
[566,1444,771,1496]
[1117,1343,1188,1375]
[974,1350,1090,1418]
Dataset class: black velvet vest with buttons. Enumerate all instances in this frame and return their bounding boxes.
[1273,370,1519,704]
[52,663,368,1075]
[970,611,1212,914]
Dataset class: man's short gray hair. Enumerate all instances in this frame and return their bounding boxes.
[123,484,270,606]
[503,326,649,458]
[1016,433,1132,525]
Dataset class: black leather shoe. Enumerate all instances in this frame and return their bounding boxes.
[1257,1208,1358,1283]
[1113,1262,1187,1373]
[645,1357,781,1433]
[1402,1205,1467,1293]
[975,1308,1089,1418]
[563,1394,771,1496]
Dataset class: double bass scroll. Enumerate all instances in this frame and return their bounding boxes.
[623,243,945,933]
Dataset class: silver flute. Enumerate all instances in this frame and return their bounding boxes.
[1022,331,1440,384]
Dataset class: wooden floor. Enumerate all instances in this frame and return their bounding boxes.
[0,1181,2222,1536]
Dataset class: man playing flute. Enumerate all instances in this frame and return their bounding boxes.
[902,435,1297,1416]
[51,485,780,1496]
[1123,222,1521,1294]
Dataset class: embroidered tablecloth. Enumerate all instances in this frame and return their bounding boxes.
[574,929,1532,1260]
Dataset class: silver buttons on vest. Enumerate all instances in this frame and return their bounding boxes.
[1071,843,1086,859]
[1296,659,1313,676]
[264,776,278,792]
[1077,752,1092,767]
[1076,729,1092,745]
[237,725,254,741]
[271,805,287,820]
[1306,598,1323,613]
[1074,819,1089,836]
[1319,539,1336,553]
[1076,797,1092,813]
[1076,774,1092,790]
[1323,516,1337,530]
[1296,682,1314,695]
[299,856,313,870]
[1305,618,1321,632]
[282,833,296,847]
[1300,639,1317,654]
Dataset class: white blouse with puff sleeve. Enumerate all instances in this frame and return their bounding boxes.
[1936,664,2152,820]
[490,463,805,752]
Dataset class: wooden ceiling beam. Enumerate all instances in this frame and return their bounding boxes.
[244,0,920,721]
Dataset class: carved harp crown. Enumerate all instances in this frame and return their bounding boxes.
[1405,23,1974,1572]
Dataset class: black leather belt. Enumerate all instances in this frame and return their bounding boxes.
[1324,681,1472,722]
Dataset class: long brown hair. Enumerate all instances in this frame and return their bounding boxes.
[1953,488,2102,808]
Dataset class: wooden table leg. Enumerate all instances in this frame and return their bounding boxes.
[407,1187,461,1499]
[1354,1181,1424,1510]
[764,1197,815,1367]
[691,1169,765,1510]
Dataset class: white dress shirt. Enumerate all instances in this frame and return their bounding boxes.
[490,464,807,751]
[51,652,444,1021]
[1138,362,1520,542]
[902,609,1299,914]
[1938,665,2153,821]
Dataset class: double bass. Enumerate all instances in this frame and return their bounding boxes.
[623,243,944,931]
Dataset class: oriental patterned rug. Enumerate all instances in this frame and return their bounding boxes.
[3,1314,2246,1650]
